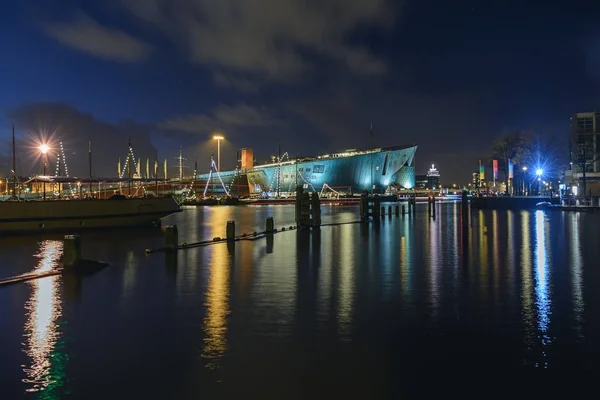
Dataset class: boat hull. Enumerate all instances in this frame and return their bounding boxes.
[248,146,417,194]
[0,197,181,234]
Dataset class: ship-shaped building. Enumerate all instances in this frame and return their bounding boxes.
[196,145,417,196]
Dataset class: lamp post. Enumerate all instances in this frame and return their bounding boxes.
[39,144,49,200]
[536,168,543,195]
[522,166,528,195]
[213,134,224,172]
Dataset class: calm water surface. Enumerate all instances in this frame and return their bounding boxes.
[1,203,599,398]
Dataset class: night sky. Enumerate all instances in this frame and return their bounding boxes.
[2,0,600,183]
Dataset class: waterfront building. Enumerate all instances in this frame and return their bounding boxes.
[565,111,600,195]
[415,174,428,189]
[426,164,441,189]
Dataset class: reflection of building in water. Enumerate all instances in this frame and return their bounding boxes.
[569,214,584,337]
[337,225,355,340]
[400,220,413,299]
[22,240,67,394]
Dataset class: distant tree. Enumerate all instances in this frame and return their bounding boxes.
[573,137,600,197]
[489,130,532,192]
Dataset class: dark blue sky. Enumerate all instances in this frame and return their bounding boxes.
[2,0,600,182]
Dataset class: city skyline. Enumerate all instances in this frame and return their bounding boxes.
[2,1,600,181]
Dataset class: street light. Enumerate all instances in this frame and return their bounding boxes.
[522,166,528,195]
[213,134,224,172]
[38,144,50,200]
[536,168,543,176]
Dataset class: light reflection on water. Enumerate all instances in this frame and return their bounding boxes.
[337,224,355,340]
[569,213,584,337]
[201,209,233,368]
[22,240,65,394]
[521,211,535,361]
[534,210,552,368]
[5,205,600,397]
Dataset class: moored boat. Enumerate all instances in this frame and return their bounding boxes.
[0,196,181,234]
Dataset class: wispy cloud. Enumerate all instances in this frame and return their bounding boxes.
[159,103,285,134]
[44,12,150,62]
[211,71,261,92]
[123,0,399,80]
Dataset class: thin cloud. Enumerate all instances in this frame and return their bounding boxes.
[44,12,151,62]
[159,103,285,134]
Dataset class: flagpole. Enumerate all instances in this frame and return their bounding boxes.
[370,123,374,194]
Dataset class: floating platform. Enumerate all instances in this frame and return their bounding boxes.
[470,196,559,210]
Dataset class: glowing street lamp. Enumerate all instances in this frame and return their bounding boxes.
[521,166,528,196]
[213,134,224,172]
[536,168,543,176]
[38,144,50,200]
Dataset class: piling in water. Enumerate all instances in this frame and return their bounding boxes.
[63,235,82,268]
[388,205,392,217]
[163,225,179,252]
[461,190,469,225]
[360,190,369,220]
[226,220,236,242]
[266,216,274,234]
[311,193,321,228]
[402,204,406,215]
[395,205,399,216]
[381,206,385,217]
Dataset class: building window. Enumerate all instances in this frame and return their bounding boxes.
[305,168,311,173]
[313,165,324,173]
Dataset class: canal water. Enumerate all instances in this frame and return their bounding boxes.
[1,203,599,398]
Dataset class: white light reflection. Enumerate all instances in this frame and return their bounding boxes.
[520,211,534,357]
[569,213,584,338]
[534,210,552,368]
[22,240,64,392]
[427,212,441,322]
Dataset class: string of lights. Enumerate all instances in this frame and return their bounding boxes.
[119,146,139,178]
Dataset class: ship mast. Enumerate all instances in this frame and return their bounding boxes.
[277,143,281,198]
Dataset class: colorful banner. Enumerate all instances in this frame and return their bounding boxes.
[493,159,498,180]
[508,159,514,179]
[479,160,485,180]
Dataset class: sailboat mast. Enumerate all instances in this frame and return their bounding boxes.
[128,138,132,196]
[179,147,183,181]
[12,125,16,198]
[88,141,92,195]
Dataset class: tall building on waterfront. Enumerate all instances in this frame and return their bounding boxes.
[426,164,441,189]
[570,112,600,172]
[566,111,600,195]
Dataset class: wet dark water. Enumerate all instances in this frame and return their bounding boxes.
[1,203,600,398]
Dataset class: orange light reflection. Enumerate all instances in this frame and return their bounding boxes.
[22,240,63,392]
